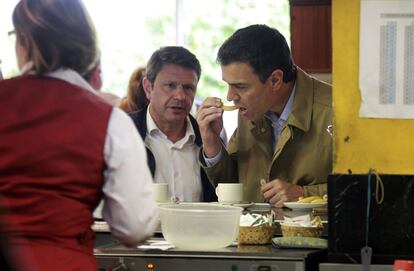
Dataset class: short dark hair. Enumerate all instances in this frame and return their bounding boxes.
[146,46,201,84]
[217,24,296,83]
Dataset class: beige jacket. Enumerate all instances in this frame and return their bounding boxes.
[201,68,333,202]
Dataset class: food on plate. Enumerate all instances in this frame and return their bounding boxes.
[309,198,326,203]
[297,195,327,204]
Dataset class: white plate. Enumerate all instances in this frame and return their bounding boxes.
[283,202,327,210]
[230,202,254,208]
[156,201,175,206]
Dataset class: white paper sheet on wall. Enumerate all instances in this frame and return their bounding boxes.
[359,0,414,119]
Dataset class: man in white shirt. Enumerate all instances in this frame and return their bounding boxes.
[129,46,217,203]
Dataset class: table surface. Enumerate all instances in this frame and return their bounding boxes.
[94,237,326,261]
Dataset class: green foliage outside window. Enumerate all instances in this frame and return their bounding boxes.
[106,0,289,99]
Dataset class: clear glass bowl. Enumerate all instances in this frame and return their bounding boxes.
[158,203,242,250]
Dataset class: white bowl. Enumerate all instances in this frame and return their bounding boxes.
[158,203,242,250]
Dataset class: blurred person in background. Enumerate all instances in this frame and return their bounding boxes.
[197,24,332,207]
[83,59,103,90]
[118,66,148,113]
[0,0,158,270]
[129,46,217,203]
[83,58,121,106]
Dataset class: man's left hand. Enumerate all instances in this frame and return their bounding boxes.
[260,179,304,207]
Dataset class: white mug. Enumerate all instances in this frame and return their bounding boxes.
[152,183,169,202]
[215,183,243,204]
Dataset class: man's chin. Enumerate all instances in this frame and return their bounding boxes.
[168,107,189,114]
[239,108,254,121]
[167,111,188,121]
[240,111,262,122]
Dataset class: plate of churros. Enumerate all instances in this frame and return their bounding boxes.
[283,196,327,210]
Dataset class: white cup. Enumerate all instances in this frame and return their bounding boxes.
[215,183,243,204]
[152,183,169,203]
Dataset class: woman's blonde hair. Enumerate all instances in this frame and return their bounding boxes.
[118,67,147,113]
[12,0,98,75]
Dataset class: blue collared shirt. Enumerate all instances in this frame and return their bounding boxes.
[265,84,296,151]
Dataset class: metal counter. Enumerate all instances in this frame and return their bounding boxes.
[94,237,326,271]
[94,205,328,271]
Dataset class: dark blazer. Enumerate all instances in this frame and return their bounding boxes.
[129,107,217,202]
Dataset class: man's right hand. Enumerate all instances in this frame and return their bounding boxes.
[196,97,224,158]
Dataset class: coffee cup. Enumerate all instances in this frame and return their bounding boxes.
[152,183,169,202]
[215,183,243,204]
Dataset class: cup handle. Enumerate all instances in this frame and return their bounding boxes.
[215,186,220,197]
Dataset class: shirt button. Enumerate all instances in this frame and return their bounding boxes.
[261,128,266,132]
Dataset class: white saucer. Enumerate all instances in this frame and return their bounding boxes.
[156,201,175,206]
[92,221,110,232]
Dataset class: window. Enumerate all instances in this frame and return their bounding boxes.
[0,0,289,99]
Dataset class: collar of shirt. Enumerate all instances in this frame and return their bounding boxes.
[146,106,196,149]
[265,83,296,128]
[265,83,297,148]
[20,62,97,95]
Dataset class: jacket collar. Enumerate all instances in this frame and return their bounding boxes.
[285,67,314,132]
[249,68,314,135]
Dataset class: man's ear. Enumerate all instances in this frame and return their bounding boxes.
[270,69,284,91]
[91,67,102,90]
[142,77,152,101]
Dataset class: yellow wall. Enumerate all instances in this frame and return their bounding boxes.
[333,0,414,174]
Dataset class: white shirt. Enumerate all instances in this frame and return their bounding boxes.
[44,68,159,246]
[145,107,203,202]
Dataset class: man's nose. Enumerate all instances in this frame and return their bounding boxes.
[174,84,187,99]
[227,87,239,102]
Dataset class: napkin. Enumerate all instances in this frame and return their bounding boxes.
[138,240,175,251]
[280,214,322,227]
[240,213,271,226]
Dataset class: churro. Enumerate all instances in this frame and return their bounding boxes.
[221,104,238,111]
